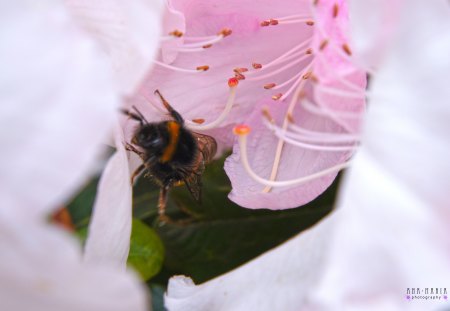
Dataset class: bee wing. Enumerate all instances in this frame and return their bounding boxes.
[182,132,216,203]
[184,170,203,202]
[192,132,217,164]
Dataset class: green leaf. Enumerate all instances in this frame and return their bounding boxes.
[133,154,337,283]
[150,284,167,311]
[128,219,165,281]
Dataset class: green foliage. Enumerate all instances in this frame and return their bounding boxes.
[67,153,338,291]
[128,219,165,281]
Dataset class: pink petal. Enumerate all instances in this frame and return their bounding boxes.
[314,1,450,308]
[65,0,164,94]
[165,214,335,311]
[225,98,352,209]
[0,1,118,220]
[84,126,133,267]
[128,0,313,135]
[0,216,148,311]
[161,2,186,64]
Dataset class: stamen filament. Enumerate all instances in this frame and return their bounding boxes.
[301,98,362,119]
[153,60,209,73]
[186,79,238,130]
[247,38,312,74]
[264,119,357,151]
[288,123,360,142]
[235,128,350,187]
[247,54,312,81]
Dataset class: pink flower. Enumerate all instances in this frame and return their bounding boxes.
[0,0,163,309]
[164,0,450,310]
[125,0,367,210]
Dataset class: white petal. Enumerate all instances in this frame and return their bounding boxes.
[0,216,148,311]
[0,1,118,219]
[84,126,133,267]
[65,0,165,94]
[314,0,450,309]
[165,214,335,311]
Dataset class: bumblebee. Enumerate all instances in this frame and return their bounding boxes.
[122,90,217,222]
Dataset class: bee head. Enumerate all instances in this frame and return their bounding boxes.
[134,124,168,155]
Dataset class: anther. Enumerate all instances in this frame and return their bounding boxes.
[310,74,319,83]
[203,44,213,49]
[233,124,251,136]
[228,77,239,87]
[234,67,249,73]
[305,48,313,54]
[235,72,246,80]
[196,65,210,71]
[192,119,205,124]
[319,39,329,51]
[264,83,276,89]
[262,108,275,123]
[218,28,232,37]
[252,63,263,69]
[269,19,279,26]
[333,3,339,18]
[287,113,295,123]
[302,71,312,79]
[260,20,270,27]
[313,0,319,5]
[169,30,184,37]
[272,93,283,101]
[342,43,352,56]
[306,20,314,26]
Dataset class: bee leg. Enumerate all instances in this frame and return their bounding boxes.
[157,184,172,224]
[154,90,184,124]
[120,108,145,125]
[130,164,146,185]
[125,143,145,158]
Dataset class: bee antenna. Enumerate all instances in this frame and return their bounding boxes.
[154,89,184,124]
[131,106,149,124]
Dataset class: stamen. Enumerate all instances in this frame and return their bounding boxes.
[246,53,312,81]
[342,43,352,56]
[306,48,313,54]
[272,93,283,101]
[234,67,249,73]
[196,65,210,71]
[235,72,246,80]
[306,20,315,26]
[332,3,339,18]
[154,60,209,74]
[203,44,213,49]
[265,120,358,151]
[273,14,313,21]
[301,98,363,119]
[270,19,279,25]
[260,20,271,27]
[192,119,205,124]
[252,63,263,69]
[264,83,276,89]
[234,127,350,188]
[288,123,360,142]
[169,30,184,37]
[262,108,275,123]
[248,38,312,73]
[186,78,238,130]
[287,113,295,123]
[218,28,232,37]
[314,84,366,99]
[319,39,329,51]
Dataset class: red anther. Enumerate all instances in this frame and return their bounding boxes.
[333,3,339,18]
[269,19,279,26]
[202,44,213,49]
[264,83,276,89]
[219,28,232,37]
[169,30,183,37]
[319,39,329,51]
[342,43,352,56]
[260,20,270,27]
[235,72,246,80]
[306,20,314,26]
[196,65,210,71]
[272,93,283,100]
[305,48,313,55]
[234,67,249,73]
[286,113,295,123]
[192,118,205,124]
[252,63,263,69]
[302,71,312,79]
[228,77,239,87]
